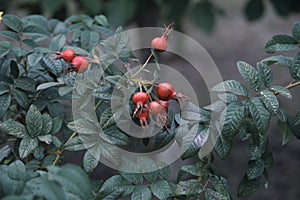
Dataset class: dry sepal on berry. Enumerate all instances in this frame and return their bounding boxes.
[151,23,173,52]
[149,101,168,127]
[137,108,150,129]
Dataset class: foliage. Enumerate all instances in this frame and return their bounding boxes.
[2,0,300,33]
[0,12,299,200]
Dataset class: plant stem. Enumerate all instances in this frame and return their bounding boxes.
[274,80,300,95]
[94,99,103,111]
[52,132,77,166]
[130,53,153,79]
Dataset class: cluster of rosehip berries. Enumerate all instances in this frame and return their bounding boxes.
[132,82,181,129]
[53,49,88,73]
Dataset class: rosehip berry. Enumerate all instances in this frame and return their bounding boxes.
[132,92,149,105]
[71,56,88,73]
[55,49,76,62]
[149,101,168,126]
[157,82,175,101]
[158,100,169,112]
[138,108,149,129]
[151,36,167,52]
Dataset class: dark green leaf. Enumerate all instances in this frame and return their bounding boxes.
[103,127,131,146]
[175,179,203,196]
[23,15,48,28]
[51,117,63,134]
[95,15,108,26]
[260,90,279,115]
[218,93,238,103]
[131,186,152,200]
[292,22,300,41]
[211,80,250,97]
[209,175,232,199]
[265,34,298,53]
[23,25,51,36]
[33,146,45,161]
[270,85,292,99]
[15,77,36,93]
[237,175,261,197]
[81,30,100,51]
[0,119,27,138]
[26,105,43,137]
[83,150,99,173]
[204,100,226,113]
[64,136,86,151]
[100,107,122,130]
[261,151,273,169]
[19,136,38,158]
[150,180,174,200]
[245,0,264,21]
[257,62,272,87]
[246,158,265,179]
[237,61,262,92]
[2,14,23,32]
[42,55,63,75]
[41,114,53,135]
[192,1,215,33]
[214,134,232,159]
[0,41,12,58]
[49,34,66,51]
[98,175,134,198]
[7,160,26,181]
[0,145,10,162]
[261,55,293,67]
[249,97,271,133]
[181,102,211,122]
[205,188,228,200]
[28,51,43,67]
[277,120,293,145]
[0,31,20,41]
[221,104,245,138]
[0,94,11,118]
[248,134,268,160]
[11,88,30,109]
[120,172,143,185]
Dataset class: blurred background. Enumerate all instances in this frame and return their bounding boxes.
[1,0,300,199]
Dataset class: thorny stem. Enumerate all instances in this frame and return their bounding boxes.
[52,132,77,166]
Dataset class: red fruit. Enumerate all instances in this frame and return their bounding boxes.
[138,108,149,129]
[71,56,88,73]
[158,100,169,112]
[157,82,175,101]
[132,92,149,116]
[132,92,149,105]
[149,101,167,126]
[55,49,76,62]
[151,36,167,52]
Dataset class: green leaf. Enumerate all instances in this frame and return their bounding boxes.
[100,107,122,130]
[245,0,264,21]
[261,151,273,169]
[257,62,273,87]
[41,114,53,135]
[246,158,265,180]
[10,60,19,79]
[0,119,27,138]
[49,34,66,51]
[7,160,26,181]
[15,77,36,93]
[221,103,245,138]
[98,175,134,198]
[192,1,215,33]
[180,163,203,177]
[204,100,226,113]
[83,150,99,173]
[26,105,43,137]
[175,179,203,196]
[265,34,298,53]
[261,55,293,67]
[95,15,108,26]
[47,164,92,199]
[150,180,174,200]
[237,61,262,92]
[248,134,268,160]
[181,101,211,122]
[81,30,100,50]
[259,90,279,115]
[0,31,20,41]
[270,85,292,100]
[19,136,38,158]
[277,120,293,145]
[2,14,23,32]
[120,172,143,185]
[28,51,43,67]
[218,93,238,103]
[23,15,48,28]
[211,80,250,97]
[209,175,232,199]
[0,83,10,95]
[0,94,11,118]
[0,41,12,58]
[0,145,10,162]
[205,188,228,200]
[23,25,51,36]
[51,117,63,134]
[33,146,45,161]
[249,97,271,133]
[131,186,152,200]
[237,175,261,197]
[42,54,63,75]
[103,127,131,146]
[64,136,86,151]
[214,134,232,159]
[11,88,30,109]
[292,22,300,41]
